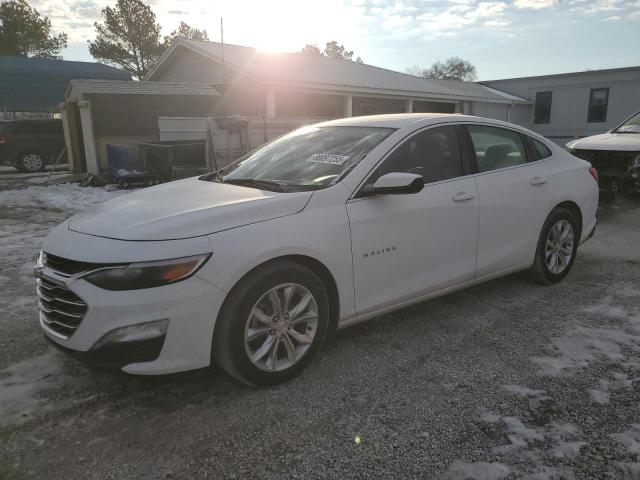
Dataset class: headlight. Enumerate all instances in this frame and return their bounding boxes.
[83,254,210,291]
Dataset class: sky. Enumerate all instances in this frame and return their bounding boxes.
[29,0,640,80]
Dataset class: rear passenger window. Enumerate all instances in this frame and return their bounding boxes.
[529,137,552,160]
[375,126,462,184]
[466,125,526,173]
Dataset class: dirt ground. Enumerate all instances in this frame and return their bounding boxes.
[1,171,639,480]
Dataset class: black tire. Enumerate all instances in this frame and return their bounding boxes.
[213,260,329,386]
[529,207,580,285]
[119,181,129,189]
[16,151,46,173]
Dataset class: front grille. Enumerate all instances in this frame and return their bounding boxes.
[43,252,107,277]
[573,149,639,171]
[38,276,88,337]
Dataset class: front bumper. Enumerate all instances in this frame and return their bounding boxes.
[39,269,227,375]
[45,333,166,369]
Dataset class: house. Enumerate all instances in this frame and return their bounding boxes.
[61,80,218,174]
[64,38,531,177]
[145,39,528,121]
[481,66,640,146]
[0,56,130,120]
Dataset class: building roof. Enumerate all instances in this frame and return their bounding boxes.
[69,79,219,96]
[482,65,640,84]
[147,40,526,104]
[0,56,131,112]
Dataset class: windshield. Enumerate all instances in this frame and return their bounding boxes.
[206,125,395,191]
[615,112,640,133]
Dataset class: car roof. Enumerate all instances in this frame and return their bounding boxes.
[315,113,516,129]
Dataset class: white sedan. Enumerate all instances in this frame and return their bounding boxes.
[36,114,599,385]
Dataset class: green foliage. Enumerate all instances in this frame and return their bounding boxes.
[0,0,67,59]
[299,41,363,63]
[299,44,321,56]
[164,21,208,45]
[88,0,163,79]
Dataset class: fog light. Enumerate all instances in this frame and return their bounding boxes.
[91,319,168,350]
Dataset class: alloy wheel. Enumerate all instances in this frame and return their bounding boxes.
[545,219,574,274]
[244,283,319,372]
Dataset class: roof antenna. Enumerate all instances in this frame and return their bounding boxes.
[220,17,226,82]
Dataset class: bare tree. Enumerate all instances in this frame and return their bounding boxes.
[413,57,477,81]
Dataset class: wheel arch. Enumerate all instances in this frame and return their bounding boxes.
[553,200,583,240]
[217,254,341,334]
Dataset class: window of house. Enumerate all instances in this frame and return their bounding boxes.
[466,125,527,173]
[533,91,552,124]
[372,126,463,184]
[588,88,609,123]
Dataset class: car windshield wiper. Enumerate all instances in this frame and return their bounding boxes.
[223,178,284,191]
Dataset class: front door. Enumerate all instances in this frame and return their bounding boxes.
[347,125,479,315]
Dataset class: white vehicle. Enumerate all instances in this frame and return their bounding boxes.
[567,111,640,194]
[36,114,599,385]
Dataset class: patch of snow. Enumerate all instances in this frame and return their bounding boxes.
[496,416,544,452]
[614,461,640,477]
[444,461,511,480]
[611,424,640,455]
[0,184,128,212]
[502,384,551,409]
[0,350,65,425]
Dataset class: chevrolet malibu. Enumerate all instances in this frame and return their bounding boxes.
[36,114,599,385]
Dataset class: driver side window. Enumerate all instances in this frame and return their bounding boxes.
[372,126,463,185]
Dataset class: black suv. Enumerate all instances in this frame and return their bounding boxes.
[0,119,65,172]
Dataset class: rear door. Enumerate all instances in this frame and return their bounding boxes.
[347,124,479,314]
[464,124,555,277]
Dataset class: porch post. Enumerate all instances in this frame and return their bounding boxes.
[77,100,99,176]
[406,99,414,113]
[266,89,276,118]
[345,95,353,117]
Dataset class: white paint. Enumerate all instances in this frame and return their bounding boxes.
[39,113,599,375]
[566,132,640,152]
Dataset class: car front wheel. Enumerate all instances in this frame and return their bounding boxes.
[529,207,580,285]
[17,151,46,172]
[213,260,329,386]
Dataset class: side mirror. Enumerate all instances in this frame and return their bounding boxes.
[371,172,424,195]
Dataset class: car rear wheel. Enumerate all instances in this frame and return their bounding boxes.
[529,207,580,285]
[213,260,329,386]
[17,151,46,173]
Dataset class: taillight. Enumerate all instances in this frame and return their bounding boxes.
[0,132,7,144]
[589,166,599,183]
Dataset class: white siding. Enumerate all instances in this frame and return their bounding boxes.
[483,68,640,145]
[472,102,509,121]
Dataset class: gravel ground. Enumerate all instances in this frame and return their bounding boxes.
[1,174,639,480]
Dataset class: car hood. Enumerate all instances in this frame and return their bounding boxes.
[68,177,313,241]
[566,133,640,151]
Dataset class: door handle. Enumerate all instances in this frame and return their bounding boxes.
[530,176,548,186]
[452,192,475,202]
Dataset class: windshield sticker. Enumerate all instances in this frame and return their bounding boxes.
[306,154,350,165]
